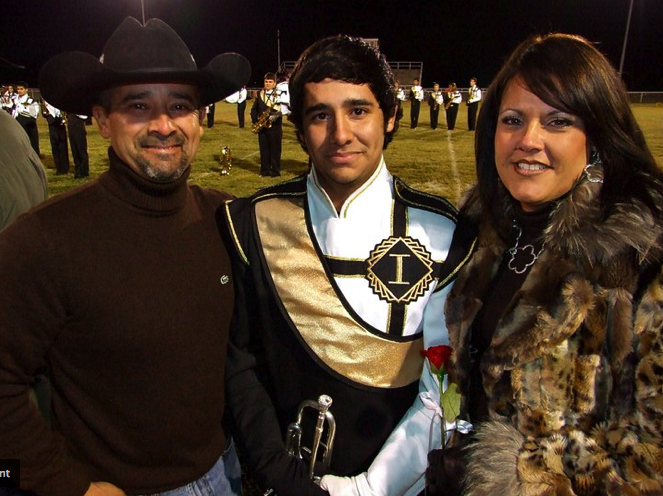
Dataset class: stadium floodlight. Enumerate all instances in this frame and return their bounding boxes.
[619,0,634,77]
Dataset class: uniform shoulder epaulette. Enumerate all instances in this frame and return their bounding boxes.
[393,176,458,223]
[221,175,308,266]
[248,174,307,204]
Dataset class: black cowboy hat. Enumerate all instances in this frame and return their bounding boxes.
[39,17,251,115]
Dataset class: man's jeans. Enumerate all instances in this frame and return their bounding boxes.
[0,439,242,496]
[138,439,243,496]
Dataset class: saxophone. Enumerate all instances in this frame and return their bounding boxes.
[251,108,277,133]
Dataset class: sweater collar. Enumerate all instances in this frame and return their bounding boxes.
[99,147,191,215]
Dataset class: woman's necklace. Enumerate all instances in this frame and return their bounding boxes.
[507,220,544,274]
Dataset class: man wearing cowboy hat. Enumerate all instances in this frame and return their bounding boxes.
[0,17,250,496]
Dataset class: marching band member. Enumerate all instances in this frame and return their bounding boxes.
[220,35,474,496]
[394,80,406,132]
[1,84,17,114]
[66,112,90,178]
[427,82,444,130]
[466,77,481,131]
[251,72,283,176]
[408,77,424,129]
[277,71,291,116]
[225,86,248,128]
[43,101,70,174]
[445,82,462,130]
[13,81,40,155]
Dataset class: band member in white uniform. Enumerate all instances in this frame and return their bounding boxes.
[43,101,70,174]
[13,81,40,155]
[225,86,248,128]
[408,78,424,129]
[444,82,462,130]
[466,77,481,131]
[220,35,474,496]
[394,80,406,132]
[1,84,17,114]
[427,82,444,130]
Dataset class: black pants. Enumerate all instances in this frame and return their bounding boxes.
[258,123,282,176]
[410,101,420,128]
[446,103,459,130]
[67,115,89,178]
[207,103,215,128]
[429,106,440,129]
[468,102,479,130]
[237,101,246,128]
[16,116,40,156]
[48,122,70,174]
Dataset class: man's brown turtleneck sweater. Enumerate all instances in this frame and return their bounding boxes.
[0,148,234,495]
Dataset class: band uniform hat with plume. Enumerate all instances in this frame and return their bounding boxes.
[38,17,251,115]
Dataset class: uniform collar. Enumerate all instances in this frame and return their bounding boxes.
[308,157,391,219]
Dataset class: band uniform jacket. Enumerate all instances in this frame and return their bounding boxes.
[251,89,282,129]
[219,168,474,495]
[445,164,663,495]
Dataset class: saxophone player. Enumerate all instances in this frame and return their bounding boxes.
[251,72,283,177]
[444,82,462,130]
[427,82,444,130]
[408,77,424,129]
[466,77,482,131]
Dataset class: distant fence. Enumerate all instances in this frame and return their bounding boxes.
[628,92,663,104]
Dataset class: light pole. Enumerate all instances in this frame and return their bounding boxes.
[140,0,147,25]
[619,0,634,77]
[277,29,281,71]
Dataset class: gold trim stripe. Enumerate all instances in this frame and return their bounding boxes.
[224,202,249,266]
[255,196,423,389]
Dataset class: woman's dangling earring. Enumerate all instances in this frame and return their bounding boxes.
[584,148,603,183]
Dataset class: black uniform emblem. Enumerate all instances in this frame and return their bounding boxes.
[366,235,434,304]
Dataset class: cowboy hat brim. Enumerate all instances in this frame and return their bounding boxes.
[39,51,251,115]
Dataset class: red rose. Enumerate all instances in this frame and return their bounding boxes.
[420,345,453,374]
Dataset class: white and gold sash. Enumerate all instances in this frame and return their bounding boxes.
[255,196,423,389]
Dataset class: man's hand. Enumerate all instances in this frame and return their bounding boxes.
[84,482,127,496]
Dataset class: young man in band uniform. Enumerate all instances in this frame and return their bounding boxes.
[251,72,284,177]
[220,35,474,496]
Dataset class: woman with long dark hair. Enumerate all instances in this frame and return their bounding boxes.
[428,33,663,496]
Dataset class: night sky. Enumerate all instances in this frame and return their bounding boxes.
[2,0,662,91]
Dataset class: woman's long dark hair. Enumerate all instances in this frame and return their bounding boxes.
[469,33,662,224]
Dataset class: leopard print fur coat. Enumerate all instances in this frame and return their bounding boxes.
[445,165,663,495]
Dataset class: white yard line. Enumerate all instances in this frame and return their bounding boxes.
[446,131,462,202]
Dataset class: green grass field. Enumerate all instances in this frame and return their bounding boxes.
[39,101,663,208]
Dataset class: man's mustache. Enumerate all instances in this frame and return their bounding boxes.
[139,135,185,147]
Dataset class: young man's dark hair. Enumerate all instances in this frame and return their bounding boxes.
[288,35,397,150]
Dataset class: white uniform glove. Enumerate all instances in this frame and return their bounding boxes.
[320,473,373,496]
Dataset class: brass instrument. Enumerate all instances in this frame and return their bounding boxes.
[432,91,444,111]
[264,394,336,496]
[251,109,282,133]
[219,146,232,175]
